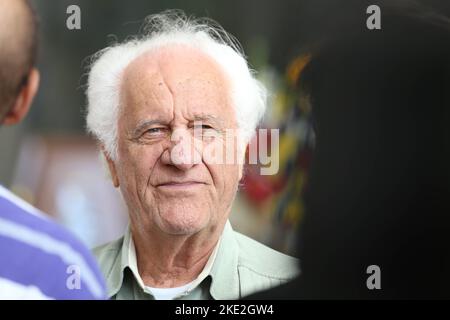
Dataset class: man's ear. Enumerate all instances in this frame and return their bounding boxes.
[2,68,40,125]
[103,150,120,188]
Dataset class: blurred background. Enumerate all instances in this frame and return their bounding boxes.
[0,0,318,253]
[0,0,447,255]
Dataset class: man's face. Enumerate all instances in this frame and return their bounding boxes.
[111,45,243,236]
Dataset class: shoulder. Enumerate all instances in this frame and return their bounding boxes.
[233,231,300,296]
[92,237,124,278]
[92,236,126,299]
[0,187,98,267]
[0,186,106,299]
[93,236,124,260]
[234,231,300,280]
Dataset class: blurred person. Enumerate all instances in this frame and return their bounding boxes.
[0,0,106,299]
[88,11,299,300]
[247,0,450,299]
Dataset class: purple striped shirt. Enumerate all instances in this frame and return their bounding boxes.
[0,185,106,299]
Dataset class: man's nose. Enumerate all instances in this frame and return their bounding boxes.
[160,128,201,171]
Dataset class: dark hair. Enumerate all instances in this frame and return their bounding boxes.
[0,0,39,119]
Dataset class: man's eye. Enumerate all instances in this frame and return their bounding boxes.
[193,125,219,140]
[194,124,213,130]
[145,127,167,135]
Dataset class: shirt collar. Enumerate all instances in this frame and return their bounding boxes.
[108,220,240,299]
[208,220,240,299]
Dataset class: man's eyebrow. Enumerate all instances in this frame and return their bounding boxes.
[192,115,225,127]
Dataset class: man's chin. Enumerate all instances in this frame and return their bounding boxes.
[157,217,208,236]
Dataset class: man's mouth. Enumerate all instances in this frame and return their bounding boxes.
[156,181,206,190]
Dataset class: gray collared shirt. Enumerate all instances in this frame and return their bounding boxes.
[93,220,300,300]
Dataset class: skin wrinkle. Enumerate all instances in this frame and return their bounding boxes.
[108,44,242,287]
[141,139,163,225]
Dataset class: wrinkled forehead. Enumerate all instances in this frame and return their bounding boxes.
[120,44,232,107]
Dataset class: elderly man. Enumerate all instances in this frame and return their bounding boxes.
[88,11,299,300]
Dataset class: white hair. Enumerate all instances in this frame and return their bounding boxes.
[86,10,267,160]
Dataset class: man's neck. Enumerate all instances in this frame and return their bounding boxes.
[131,221,225,288]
